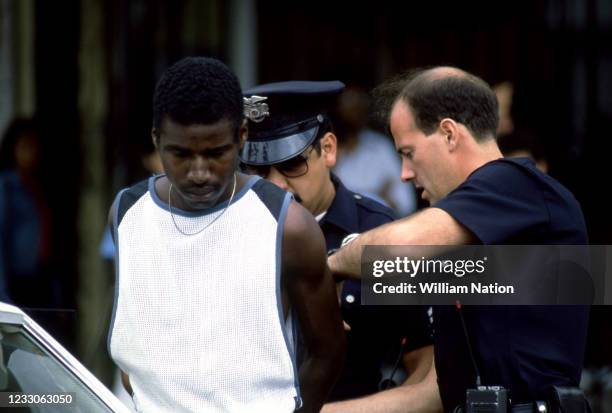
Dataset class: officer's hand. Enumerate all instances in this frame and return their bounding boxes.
[328,232,361,281]
[327,249,356,282]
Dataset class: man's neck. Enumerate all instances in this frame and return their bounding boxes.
[156,174,243,211]
[459,139,504,182]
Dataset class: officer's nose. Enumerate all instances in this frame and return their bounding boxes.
[400,158,416,183]
[267,166,290,191]
[187,156,211,185]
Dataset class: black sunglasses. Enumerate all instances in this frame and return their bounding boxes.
[242,146,316,178]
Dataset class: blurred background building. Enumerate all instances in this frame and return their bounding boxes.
[0,0,611,399]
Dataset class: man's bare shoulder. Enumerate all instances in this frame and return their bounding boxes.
[282,200,327,275]
[285,201,322,240]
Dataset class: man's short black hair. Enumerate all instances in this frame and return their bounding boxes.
[374,67,499,141]
[152,57,243,140]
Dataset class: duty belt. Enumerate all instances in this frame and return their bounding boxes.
[512,401,548,413]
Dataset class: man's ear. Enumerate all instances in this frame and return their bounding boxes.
[239,119,248,149]
[320,132,337,168]
[439,118,459,151]
[151,128,160,149]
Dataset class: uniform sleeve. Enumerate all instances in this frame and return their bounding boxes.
[435,161,549,245]
[357,197,397,229]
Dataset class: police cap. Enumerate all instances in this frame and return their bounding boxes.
[240,80,345,165]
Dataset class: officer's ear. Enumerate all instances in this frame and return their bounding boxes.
[238,119,248,149]
[438,118,459,152]
[320,132,337,168]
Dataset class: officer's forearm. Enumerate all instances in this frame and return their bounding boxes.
[329,208,475,280]
[321,362,442,413]
[321,384,438,413]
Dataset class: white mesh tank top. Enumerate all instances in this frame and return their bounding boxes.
[108,175,301,412]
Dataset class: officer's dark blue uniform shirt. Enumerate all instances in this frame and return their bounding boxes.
[433,158,589,412]
[322,174,432,401]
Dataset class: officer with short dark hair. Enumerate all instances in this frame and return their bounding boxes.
[240,81,433,407]
[328,67,591,413]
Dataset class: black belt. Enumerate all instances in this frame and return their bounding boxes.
[455,401,549,413]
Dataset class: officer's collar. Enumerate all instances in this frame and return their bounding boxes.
[319,174,360,234]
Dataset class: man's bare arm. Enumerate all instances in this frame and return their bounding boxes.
[283,201,346,412]
[328,207,476,279]
[321,356,442,413]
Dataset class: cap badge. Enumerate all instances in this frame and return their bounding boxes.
[243,95,270,123]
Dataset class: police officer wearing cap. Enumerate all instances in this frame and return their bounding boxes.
[240,81,433,405]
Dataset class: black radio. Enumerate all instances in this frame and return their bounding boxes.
[456,301,509,413]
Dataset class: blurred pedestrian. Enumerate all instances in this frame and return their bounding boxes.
[0,118,54,307]
[333,86,416,216]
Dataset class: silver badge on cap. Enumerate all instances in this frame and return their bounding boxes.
[243,95,270,123]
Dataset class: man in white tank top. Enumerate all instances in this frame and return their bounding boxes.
[107,57,345,413]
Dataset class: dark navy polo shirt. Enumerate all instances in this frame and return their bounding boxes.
[323,174,433,401]
[433,158,589,411]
